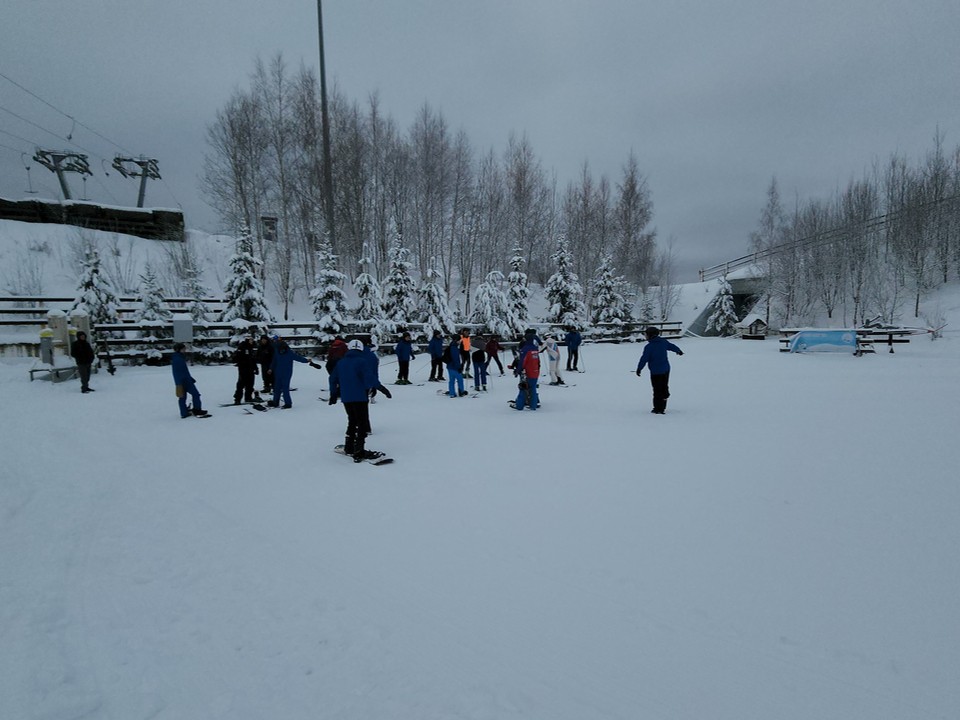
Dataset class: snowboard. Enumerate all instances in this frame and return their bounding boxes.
[334,445,394,465]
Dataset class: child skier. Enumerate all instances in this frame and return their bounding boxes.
[636,326,684,414]
[394,332,415,384]
[171,343,208,418]
[540,334,563,385]
[268,340,321,408]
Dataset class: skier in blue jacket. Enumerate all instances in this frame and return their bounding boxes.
[427,330,445,382]
[394,332,415,385]
[445,333,467,397]
[329,339,380,461]
[564,328,582,371]
[636,326,683,414]
[268,340,320,408]
[171,343,206,418]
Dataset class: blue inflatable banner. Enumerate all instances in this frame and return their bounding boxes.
[788,330,858,353]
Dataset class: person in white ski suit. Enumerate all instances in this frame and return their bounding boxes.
[540,334,564,385]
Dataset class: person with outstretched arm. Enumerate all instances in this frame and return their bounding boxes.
[636,326,683,414]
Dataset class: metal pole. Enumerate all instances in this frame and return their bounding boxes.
[137,171,148,207]
[317,0,336,249]
[53,156,72,200]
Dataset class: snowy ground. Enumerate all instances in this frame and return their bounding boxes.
[3,329,959,720]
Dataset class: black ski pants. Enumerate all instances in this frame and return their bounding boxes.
[566,348,580,371]
[235,367,257,402]
[343,401,370,455]
[429,356,445,381]
[649,372,670,413]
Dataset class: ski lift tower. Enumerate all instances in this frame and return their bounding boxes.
[32,148,92,200]
[112,155,161,208]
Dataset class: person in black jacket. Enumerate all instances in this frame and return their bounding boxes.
[256,334,275,394]
[232,335,260,404]
[70,331,96,393]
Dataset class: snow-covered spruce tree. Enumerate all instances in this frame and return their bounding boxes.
[353,250,391,343]
[382,236,418,327]
[183,264,212,328]
[544,235,586,328]
[506,249,531,335]
[472,270,515,336]
[417,260,456,337]
[70,246,121,328]
[134,264,172,353]
[220,225,274,343]
[310,241,349,342]
[706,276,740,336]
[637,290,656,323]
[590,255,629,326]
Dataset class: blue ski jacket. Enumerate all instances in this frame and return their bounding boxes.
[565,331,582,349]
[331,348,377,402]
[270,343,310,384]
[395,339,415,362]
[363,346,381,384]
[171,352,194,386]
[428,336,444,358]
[637,336,683,376]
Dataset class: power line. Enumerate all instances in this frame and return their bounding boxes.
[0,127,36,147]
[0,140,25,154]
[0,71,134,156]
[0,104,99,157]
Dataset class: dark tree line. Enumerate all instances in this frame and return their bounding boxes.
[200,55,665,318]
[750,131,960,326]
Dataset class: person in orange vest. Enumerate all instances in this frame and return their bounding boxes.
[459,328,472,378]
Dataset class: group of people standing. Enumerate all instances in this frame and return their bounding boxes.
[172,333,323,419]
[167,323,683,446]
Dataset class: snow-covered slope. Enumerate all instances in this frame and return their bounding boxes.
[3,329,959,719]
[3,216,960,718]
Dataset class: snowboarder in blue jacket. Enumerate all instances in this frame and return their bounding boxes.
[329,339,380,461]
[636,326,683,414]
[171,343,205,418]
[268,340,320,408]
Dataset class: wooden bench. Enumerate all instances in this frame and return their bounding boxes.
[29,365,78,382]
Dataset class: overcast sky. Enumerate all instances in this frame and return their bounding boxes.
[2,0,958,281]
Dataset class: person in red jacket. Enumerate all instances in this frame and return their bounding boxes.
[484,334,504,375]
[511,336,541,410]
